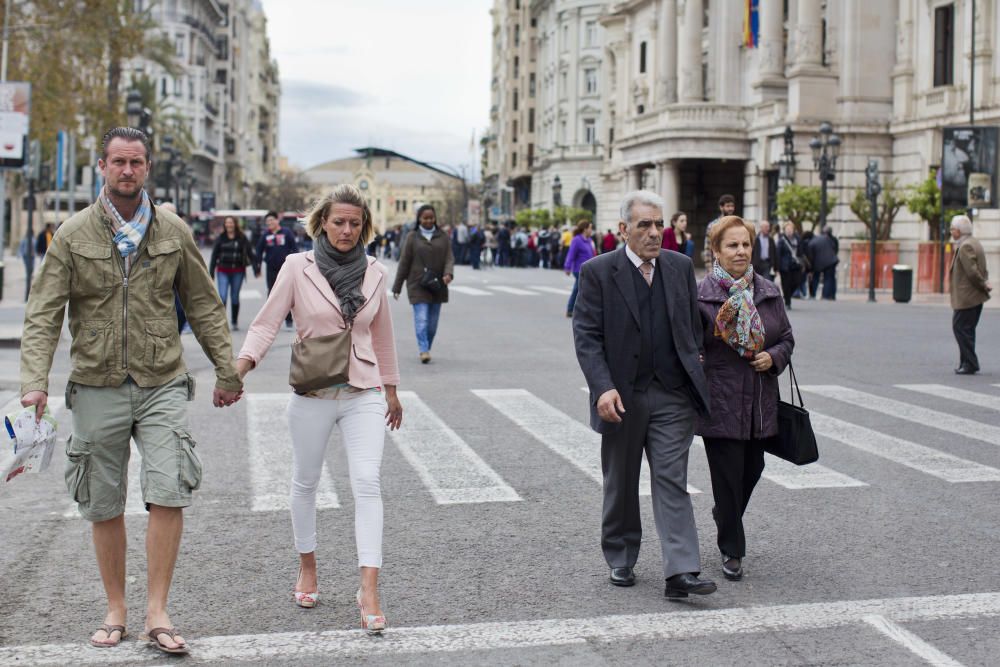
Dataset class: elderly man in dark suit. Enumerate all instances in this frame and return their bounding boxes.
[573,190,716,598]
[751,220,778,281]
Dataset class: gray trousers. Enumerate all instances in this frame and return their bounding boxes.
[600,381,701,578]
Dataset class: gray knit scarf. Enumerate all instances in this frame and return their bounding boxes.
[313,234,368,324]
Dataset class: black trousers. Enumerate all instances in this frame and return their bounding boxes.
[953,304,983,370]
[266,266,293,326]
[703,437,766,558]
[779,269,802,307]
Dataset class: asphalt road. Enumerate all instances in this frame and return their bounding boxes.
[2,255,1000,666]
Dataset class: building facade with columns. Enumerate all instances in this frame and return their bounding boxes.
[530,0,611,227]
[600,0,1000,276]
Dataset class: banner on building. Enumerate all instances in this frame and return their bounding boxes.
[0,82,31,168]
[743,0,759,48]
[467,199,481,223]
[941,126,999,209]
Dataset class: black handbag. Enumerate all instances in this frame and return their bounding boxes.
[416,238,444,293]
[765,362,819,465]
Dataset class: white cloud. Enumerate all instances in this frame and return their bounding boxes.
[260,0,492,179]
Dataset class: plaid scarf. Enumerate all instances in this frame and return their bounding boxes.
[712,260,765,359]
[100,187,152,260]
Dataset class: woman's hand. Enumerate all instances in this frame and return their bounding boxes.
[384,386,403,430]
[750,352,773,373]
[236,357,254,380]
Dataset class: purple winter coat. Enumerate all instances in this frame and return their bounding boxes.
[695,273,795,440]
[563,234,595,273]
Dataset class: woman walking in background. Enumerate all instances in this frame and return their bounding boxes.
[238,184,402,633]
[662,211,694,257]
[563,219,596,318]
[392,204,455,363]
[209,215,256,330]
[696,216,794,582]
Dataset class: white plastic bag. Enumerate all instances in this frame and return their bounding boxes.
[1,406,57,486]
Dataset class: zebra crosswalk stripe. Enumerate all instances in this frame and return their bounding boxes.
[530,285,573,295]
[474,388,701,496]
[449,286,493,296]
[692,436,866,489]
[489,286,539,295]
[246,394,340,512]
[897,384,1000,413]
[390,391,521,504]
[804,385,1000,448]
[810,411,1000,483]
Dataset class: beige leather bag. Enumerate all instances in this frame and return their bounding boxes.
[288,326,352,393]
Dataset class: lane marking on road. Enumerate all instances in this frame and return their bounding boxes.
[390,391,521,504]
[4,592,1000,665]
[897,384,1000,413]
[489,286,539,295]
[811,411,1000,483]
[530,285,573,295]
[241,289,264,300]
[803,385,1000,448]
[246,394,340,512]
[448,285,494,296]
[692,436,867,489]
[863,614,965,667]
[474,389,701,496]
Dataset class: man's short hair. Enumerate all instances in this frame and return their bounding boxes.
[265,210,279,220]
[619,190,665,225]
[101,127,151,161]
[718,194,736,208]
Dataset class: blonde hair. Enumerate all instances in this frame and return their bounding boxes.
[304,184,374,246]
[709,215,756,252]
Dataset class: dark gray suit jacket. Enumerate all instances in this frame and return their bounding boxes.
[573,247,710,434]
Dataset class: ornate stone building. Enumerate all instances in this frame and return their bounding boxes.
[531,1,610,223]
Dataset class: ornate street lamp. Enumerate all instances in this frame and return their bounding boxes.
[778,125,797,183]
[809,121,841,230]
[552,175,562,208]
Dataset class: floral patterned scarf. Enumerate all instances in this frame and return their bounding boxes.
[712,260,765,359]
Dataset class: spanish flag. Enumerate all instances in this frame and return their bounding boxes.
[743,0,759,48]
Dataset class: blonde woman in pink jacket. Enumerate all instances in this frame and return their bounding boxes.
[237,184,403,634]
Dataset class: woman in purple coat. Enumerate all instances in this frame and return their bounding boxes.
[563,219,596,317]
[696,216,794,582]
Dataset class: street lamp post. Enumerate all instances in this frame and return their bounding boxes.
[552,175,562,207]
[778,126,797,184]
[809,121,841,230]
[865,160,881,303]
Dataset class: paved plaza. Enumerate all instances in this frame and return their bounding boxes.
[2,255,1000,665]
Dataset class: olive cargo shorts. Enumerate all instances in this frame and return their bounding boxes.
[64,374,201,522]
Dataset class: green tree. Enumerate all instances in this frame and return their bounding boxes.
[774,184,835,232]
[254,170,314,214]
[515,208,552,229]
[848,179,903,241]
[552,205,592,227]
[904,169,965,242]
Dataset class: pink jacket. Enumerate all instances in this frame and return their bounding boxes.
[238,252,400,389]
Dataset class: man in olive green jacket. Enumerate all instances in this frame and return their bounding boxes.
[19,127,242,653]
[949,214,992,375]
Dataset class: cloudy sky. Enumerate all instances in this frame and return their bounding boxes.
[260,0,493,180]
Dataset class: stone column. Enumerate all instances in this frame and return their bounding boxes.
[891,0,914,120]
[678,0,703,102]
[656,160,681,214]
[656,0,677,105]
[625,167,641,192]
[758,0,785,80]
[793,0,823,68]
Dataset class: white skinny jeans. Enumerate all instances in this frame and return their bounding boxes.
[286,391,386,567]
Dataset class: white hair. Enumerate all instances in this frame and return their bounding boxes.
[619,190,665,225]
[950,214,973,236]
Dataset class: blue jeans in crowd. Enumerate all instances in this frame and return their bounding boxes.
[566,271,581,315]
[216,271,245,306]
[412,302,443,353]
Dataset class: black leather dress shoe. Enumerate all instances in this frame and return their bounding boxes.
[955,365,979,375]
[609,567,635,587]
[664,573,717,598]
